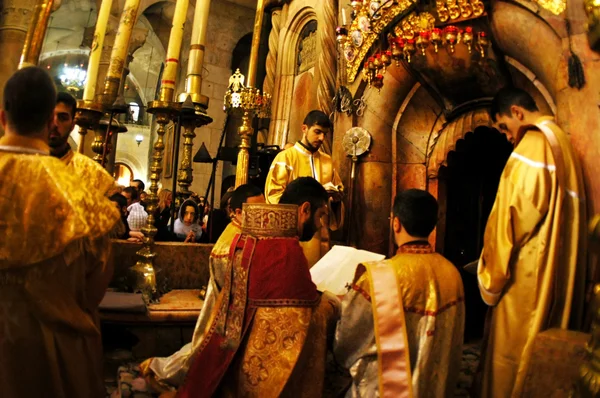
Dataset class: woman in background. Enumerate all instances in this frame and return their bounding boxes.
[174,199,203,243]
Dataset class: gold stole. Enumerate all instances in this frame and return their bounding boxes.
[365,261,413,398]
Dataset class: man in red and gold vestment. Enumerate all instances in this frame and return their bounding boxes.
[0,67,120,397]
[140,184,265,391]
[168,177,339,398]
[478,87,587,397]
[334,189,465,397]
[49,91,115,194]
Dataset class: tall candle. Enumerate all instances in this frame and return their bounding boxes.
[179,0,211,103]
[247,0,265,88]
[83,0,113,101]
[101,0,142,104]
[160,0,189,102]
[342,8,347,26]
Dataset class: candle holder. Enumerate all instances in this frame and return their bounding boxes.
[74,99,104,154]
[129,99,179,300]
[444,25,459,53]
[224,68,271,187]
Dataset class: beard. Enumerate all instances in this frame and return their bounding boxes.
[48,128,69,149]
[299,215,318,242]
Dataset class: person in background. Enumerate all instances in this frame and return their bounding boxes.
[155,189,174,241]
[174,199,203,243]
[109,193,131,240]
[130,179,147,209]
[130,179,145,193]
[264,110,344,267]
[48,91,115,194]
[125,186,148,235]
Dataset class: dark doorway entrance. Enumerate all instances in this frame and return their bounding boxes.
[438,126,513,342]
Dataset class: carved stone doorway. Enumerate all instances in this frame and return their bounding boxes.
[438,126,512,341]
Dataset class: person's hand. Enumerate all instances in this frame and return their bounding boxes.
[128,231,144,242]
[184,230,196,243]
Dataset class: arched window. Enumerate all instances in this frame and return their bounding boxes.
[129,102,140,123]
[114,162,134,186]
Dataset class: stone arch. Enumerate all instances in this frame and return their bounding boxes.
[269,6,317,147]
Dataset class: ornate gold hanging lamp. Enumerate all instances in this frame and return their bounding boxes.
[224,0,271,189]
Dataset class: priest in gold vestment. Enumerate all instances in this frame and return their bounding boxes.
[265,110,344,267]
[169,178,339,398]
[334,189,465,397]
[140,184,265,391]
[0,67,120,398]
[49,92,115,194]
[478,87,587,397]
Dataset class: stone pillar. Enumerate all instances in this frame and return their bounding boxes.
[0,0,38,129]
[263,7,282,96]
[316,0,337,154]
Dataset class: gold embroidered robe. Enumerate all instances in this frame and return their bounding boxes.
[477,117,587,398]
[142,221,242,390]
[334,242,465,397]
[175,203,340,398]
[265,142,345,267]
[60,149,115,194]
[0,135,120,398]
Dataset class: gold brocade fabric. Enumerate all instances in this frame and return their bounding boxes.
[61,150,115,195]
[334,248,465,397]
[144,222,242,389]
[477,118,586,398]
[264,142,345,267]
[0,145,120,267]
[220,295,337,397]
[0,140,120,398]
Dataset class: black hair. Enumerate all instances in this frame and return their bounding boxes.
[230,184,263,211]
[490,86,539,123]
[123,186,139,201]
[3,66,56,136]
[392,189,438,238]
[279,177,328,213]
[56,91,77,119]
[303,110,333,129]
[132,179,145,192]
[109,193,128,209]
[180,199,201,223]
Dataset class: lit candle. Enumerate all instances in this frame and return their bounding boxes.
[83,0,113,101]
[342,8,347,26]
[160,0,189,102]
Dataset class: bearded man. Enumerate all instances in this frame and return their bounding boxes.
[140,184,265,391]
[168,177,339,398]
[49,91,114,194]
[265,110,344,267]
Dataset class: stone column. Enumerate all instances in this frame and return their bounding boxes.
[263,7,282,96]
[0,0,38,128]
[316,0,337,154]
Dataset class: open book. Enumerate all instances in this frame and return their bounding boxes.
[310,245,385,295]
